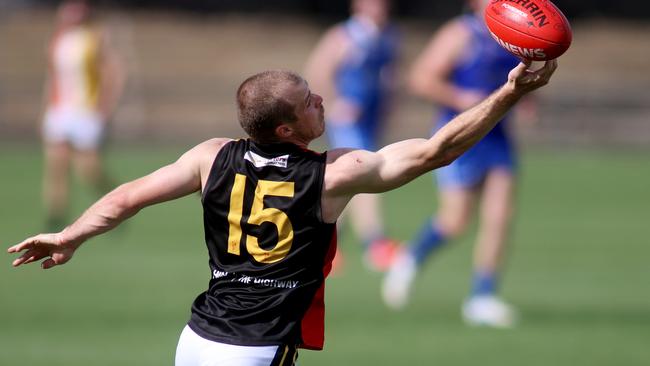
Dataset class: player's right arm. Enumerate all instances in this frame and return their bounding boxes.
[304,26,350,103]
[322,61,557,222]
[97,27,126,121]
[409,19,484,111]
[304,25,365,126]
[7,138,231,269]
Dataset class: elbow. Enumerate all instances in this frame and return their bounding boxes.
[408,76,426,98]
[408,68,429,98]
[103,186,138,220]
[437,152,458,168]
[423,142,461,170]
[428,152,457,169]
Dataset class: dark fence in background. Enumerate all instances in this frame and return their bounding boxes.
[26,0,650,20]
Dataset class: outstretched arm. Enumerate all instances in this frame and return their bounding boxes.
[323,60,556,221]
[8,138,229,269]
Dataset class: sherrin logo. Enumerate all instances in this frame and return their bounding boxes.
[493,0,551,27]
[502,3,528,18]
[488,30,546,59]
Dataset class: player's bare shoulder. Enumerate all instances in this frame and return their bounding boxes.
[325,22,350,43]
[183,138,233,186]
[321,147,383,223]
[200,137,232,159]
[324,148,381,196]
[318,23,353,58]
[199,137,233,151]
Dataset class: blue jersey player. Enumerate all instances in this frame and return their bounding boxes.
[383,0,534,327]
[305,0,400,271]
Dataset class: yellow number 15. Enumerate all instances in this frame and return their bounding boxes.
[227,174,295,264]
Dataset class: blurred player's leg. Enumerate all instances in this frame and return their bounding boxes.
[383,189,475,309]
[348,193,383,244]
[347,193,400,271]
[327,116,399,272]
[43,142,72,231]
[463,169,517,327]
[74,149,114,196]
[473,169,514,290]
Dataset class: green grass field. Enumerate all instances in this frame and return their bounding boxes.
[1,144,649,365]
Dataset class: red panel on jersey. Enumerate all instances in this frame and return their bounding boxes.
[299,230,337,350]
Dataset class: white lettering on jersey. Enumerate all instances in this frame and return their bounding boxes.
[212,269,229,279]
[244,151,289,168]
[214,271,301,289]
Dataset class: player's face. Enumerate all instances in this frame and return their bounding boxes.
[353,0,390,26]
[58,1,90,27]
[287,81,325,142]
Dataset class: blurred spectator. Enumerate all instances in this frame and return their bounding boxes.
[41,0,125,230]
[383,0,536,328]
[304,0,400,271]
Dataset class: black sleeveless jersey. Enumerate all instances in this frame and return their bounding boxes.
[188,139,337,350]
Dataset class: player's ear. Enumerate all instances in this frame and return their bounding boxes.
[275,124,293,139]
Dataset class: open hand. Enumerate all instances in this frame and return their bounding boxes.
[8,233,76,269]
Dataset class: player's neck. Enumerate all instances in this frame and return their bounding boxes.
[281,136,310,150]
[254,136,309,150]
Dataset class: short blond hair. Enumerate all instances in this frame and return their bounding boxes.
[236,70,303,143]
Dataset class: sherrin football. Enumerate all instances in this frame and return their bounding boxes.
[485,0,572,61]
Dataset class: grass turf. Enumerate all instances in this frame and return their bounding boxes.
[1,144,648,365]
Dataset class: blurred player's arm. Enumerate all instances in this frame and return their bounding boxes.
[40,44,56,121]
[97,28,126,121]
[40,76,53,121]
[409,19,483,111]
[8,138,231,269]
[323,61,556,221]
[304,26,351,104]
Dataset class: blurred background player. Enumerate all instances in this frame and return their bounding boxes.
[41,0,125,231]
[304,0,400,271]
[383,0,534,327]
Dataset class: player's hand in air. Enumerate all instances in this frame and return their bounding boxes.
[8,233,78,269]
[507,59,558,95]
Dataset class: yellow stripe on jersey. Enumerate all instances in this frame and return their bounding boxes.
[49,26,102,110]
[278,345,290,365]
[82,29,101,108]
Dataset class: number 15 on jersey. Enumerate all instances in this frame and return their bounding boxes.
[226,174,295,264]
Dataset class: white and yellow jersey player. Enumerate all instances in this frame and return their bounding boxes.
[44,7,110,149]
[41,0,125,231]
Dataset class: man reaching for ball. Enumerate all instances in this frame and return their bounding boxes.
[9,59,556,365]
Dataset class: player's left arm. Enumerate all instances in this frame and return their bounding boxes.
[97,27,126,121]
[7,138,229,269]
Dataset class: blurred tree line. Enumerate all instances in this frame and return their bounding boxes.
[26,0,650,20]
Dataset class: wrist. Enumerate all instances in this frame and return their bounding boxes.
[499,82,525,103]
[58,227,84,250]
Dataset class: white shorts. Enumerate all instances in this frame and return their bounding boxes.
[175,325,298,366]
[43,107,105,150]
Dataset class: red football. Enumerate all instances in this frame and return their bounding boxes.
[485,0,572,61]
